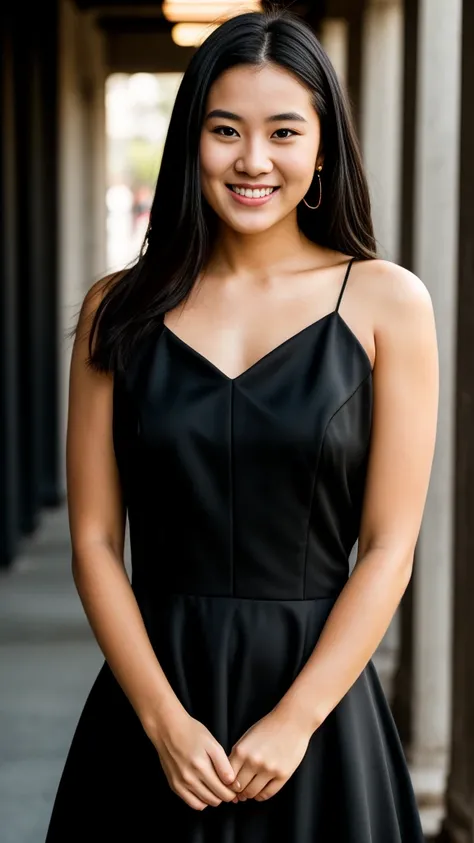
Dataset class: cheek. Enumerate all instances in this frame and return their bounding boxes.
[199,138,232,180]
[285,136,318,173]
[281,126,320,181]
[199,144,227,210]
[280,146,316,185]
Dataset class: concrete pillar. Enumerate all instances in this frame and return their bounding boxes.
[388,0,420,754]
[441,1,474,840]
[346,5,364,136]
[57,0,107,493]
[81,14,107,281]
[0,17,20,567]
[410,0,462,836]
[358,0,404,699]
[360,0,403,260]
[319,18,349,90]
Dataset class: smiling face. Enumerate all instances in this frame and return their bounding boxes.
[199,63,323,234]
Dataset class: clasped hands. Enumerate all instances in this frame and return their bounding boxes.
[151,705,313,811]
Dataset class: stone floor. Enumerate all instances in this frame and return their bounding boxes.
[0,505,434,842]
[0,507,103,843]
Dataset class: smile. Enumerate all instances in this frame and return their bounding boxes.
[225,184,280,206]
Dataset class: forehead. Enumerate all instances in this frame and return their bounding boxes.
[206,63,314,116]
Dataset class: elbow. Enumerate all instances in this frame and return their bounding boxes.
[70,539,99,580]
[400,554,415,587]
[70,535,124,578]
[359,541,415,582]
[71,548,88,585]
[388,550,416,592]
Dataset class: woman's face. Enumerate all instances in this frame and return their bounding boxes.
[199,62,323,234]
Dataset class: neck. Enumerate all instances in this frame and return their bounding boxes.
[209,213,316,281]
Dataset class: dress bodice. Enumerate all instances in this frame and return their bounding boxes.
[113,262,373,602]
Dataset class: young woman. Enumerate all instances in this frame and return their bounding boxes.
[46,8,438,842]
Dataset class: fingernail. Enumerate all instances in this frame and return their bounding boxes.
[235,780,241,790]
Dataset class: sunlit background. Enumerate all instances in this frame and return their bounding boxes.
[105,72,182,269]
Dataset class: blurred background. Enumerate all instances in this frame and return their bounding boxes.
[0,0,472,840]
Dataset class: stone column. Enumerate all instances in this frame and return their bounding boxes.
[319,17,349,89]
[389,0,420,751]
[358,0,404,698]
[441,0,474,840]
[360,0,403,261]
[346,4,364,136]
[0,15,20,568]
[410,0,462,836]
[57,0,107,493]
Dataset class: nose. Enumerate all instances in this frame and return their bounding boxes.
[235,138,273,177]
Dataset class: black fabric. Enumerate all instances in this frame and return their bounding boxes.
[46,282,424,841]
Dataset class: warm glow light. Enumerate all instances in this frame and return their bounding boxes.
[163,1,262,24]
[171,22,220,47]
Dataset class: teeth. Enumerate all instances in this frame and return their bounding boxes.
[231,186,276,198]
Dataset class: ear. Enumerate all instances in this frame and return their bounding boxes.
[316,138,324,169]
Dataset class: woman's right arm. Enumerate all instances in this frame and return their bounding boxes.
[66,278,240,809]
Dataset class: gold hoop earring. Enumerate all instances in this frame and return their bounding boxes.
[303,166,323,209]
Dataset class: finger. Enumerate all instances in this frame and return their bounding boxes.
[227,751,254,793]
[190,779,223,808]
[227,748,246,785]
[227,758,245,794]
[240,772,272,800]
[179,788,208,811]
[254,777,284,802]
[207,742,240,789]
[234,768,257,797]
[199,759,239,803]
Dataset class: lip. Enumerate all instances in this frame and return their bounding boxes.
[226,184,280,207]
[230,183,279,189]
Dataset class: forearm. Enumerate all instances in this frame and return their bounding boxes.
[277,546,413,731]
[72,542,183,735]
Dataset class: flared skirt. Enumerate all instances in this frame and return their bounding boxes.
[45,593,424,842]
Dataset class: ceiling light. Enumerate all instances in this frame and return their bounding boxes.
[163,1,262,24]
[171,22,220,47]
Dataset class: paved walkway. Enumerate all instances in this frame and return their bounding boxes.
[0,507,103,843]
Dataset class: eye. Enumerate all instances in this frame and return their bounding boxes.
[272,128,298,139]
[211,126,239,137]
[210,126,299,139]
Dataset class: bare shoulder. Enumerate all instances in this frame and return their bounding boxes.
[76,270,127,354]
[354,259,438,381]
[81,270,126,321]
[355,258,434,327]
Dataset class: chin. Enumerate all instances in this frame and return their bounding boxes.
[227,218,276,234]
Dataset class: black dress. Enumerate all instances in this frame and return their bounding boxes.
[45,258,425,841]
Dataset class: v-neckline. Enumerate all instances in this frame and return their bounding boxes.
[162,310,373,383]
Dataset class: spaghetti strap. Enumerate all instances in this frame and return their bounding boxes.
[335,257,356,313]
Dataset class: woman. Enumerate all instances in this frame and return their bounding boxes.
[46,7,438,842]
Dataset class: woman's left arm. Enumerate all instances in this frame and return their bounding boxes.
[228,262,439,802]
[278,264,439,730]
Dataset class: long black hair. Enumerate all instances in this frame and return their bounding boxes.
[89,6,376,373]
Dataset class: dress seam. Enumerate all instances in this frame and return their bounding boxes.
[229,381,235,596]
[302,371,373,599]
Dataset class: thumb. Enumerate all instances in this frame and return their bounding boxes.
[207,740,241,788]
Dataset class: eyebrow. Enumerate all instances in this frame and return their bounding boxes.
[205,109,308,123]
